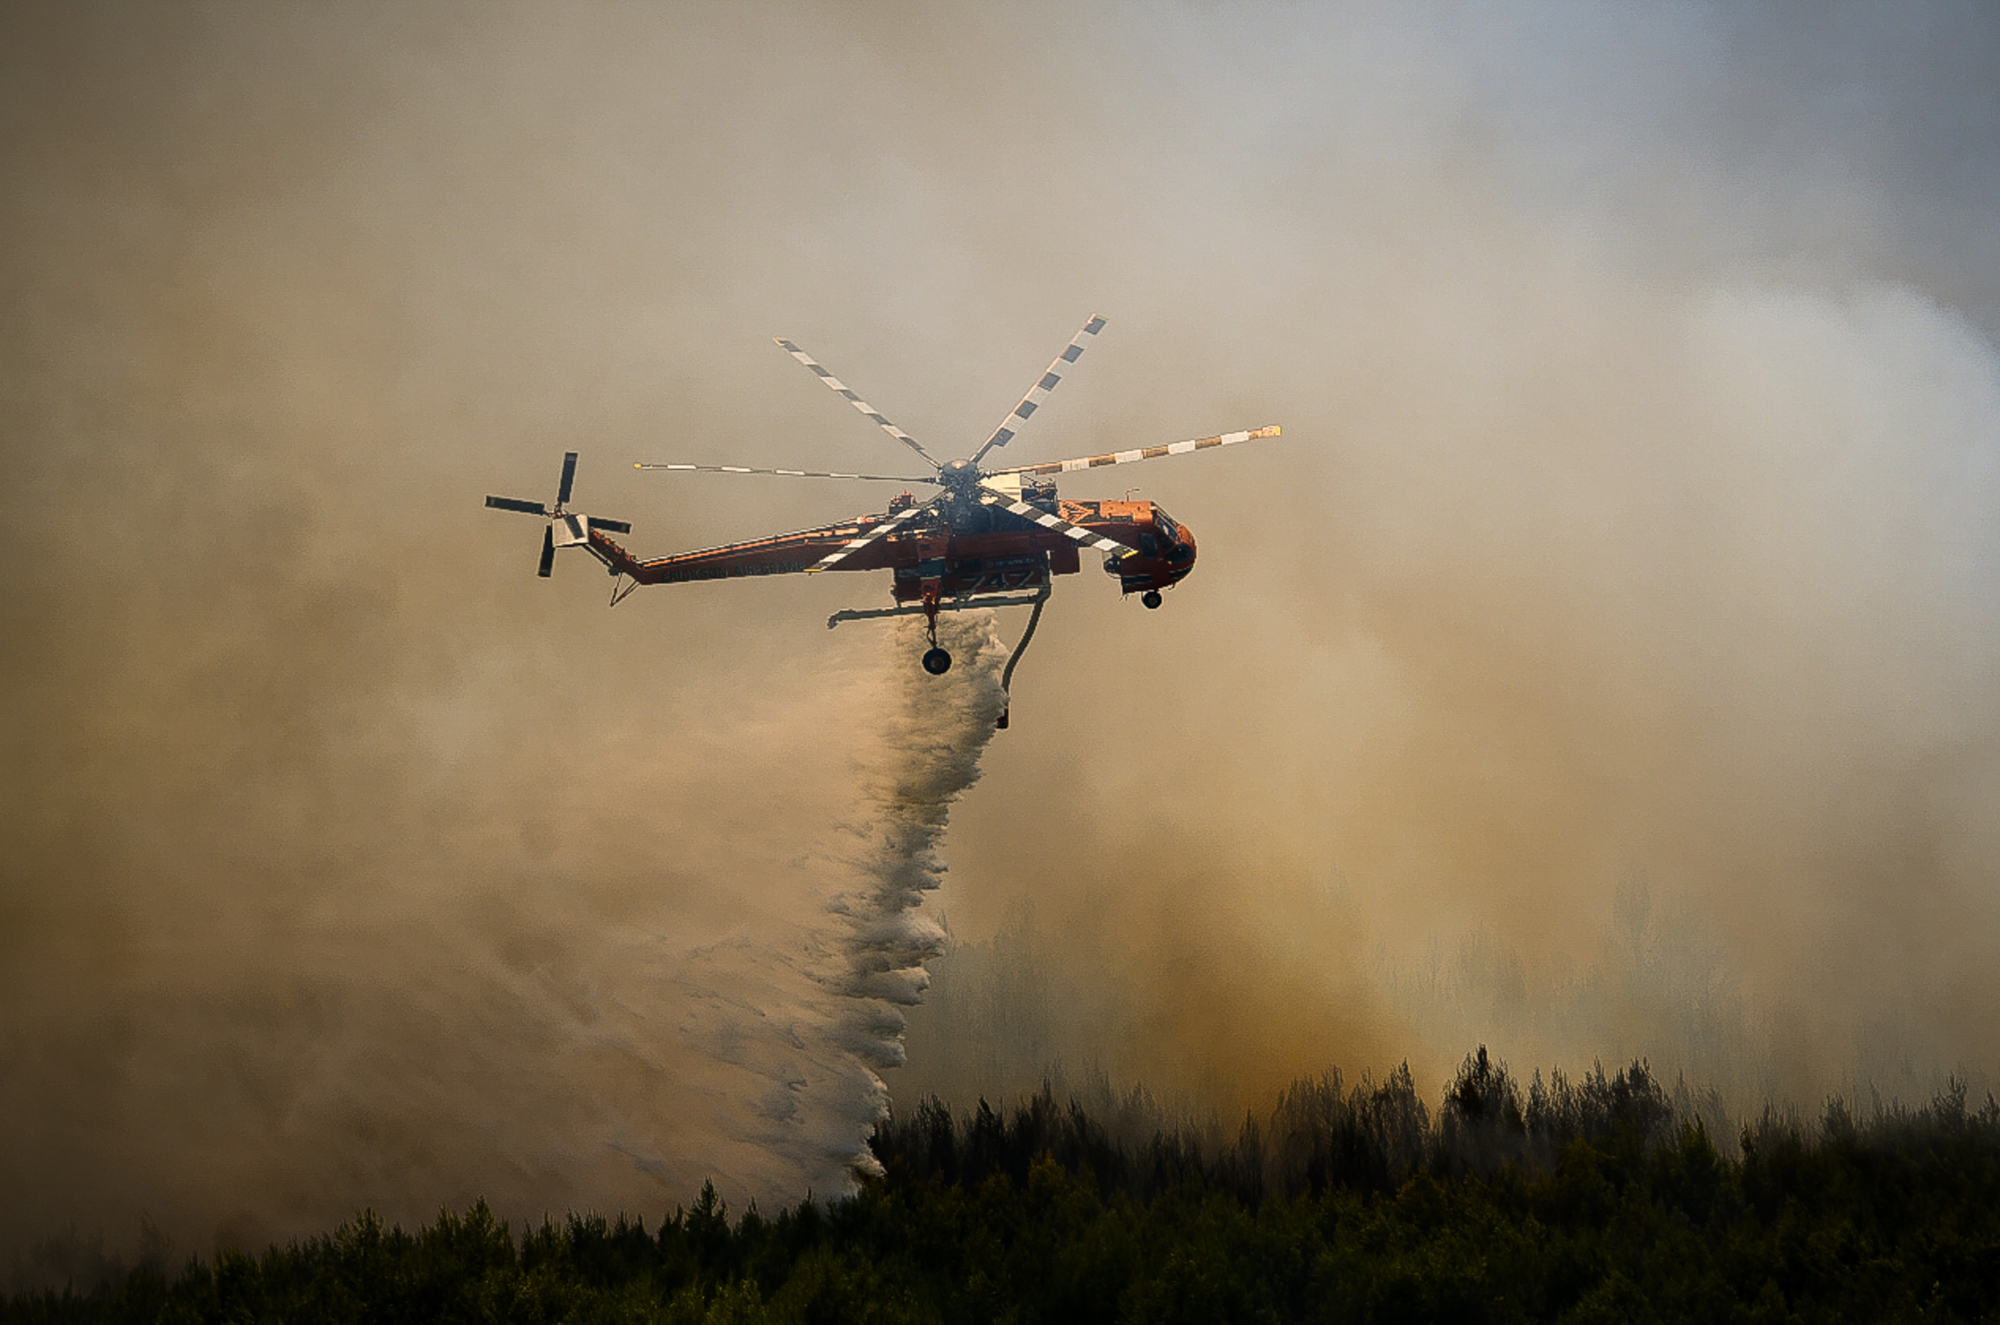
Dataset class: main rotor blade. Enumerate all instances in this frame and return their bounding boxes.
[486,495,550,515]
[635,461,936,483]
[774,339,940,469]
[557,452,579,506]
[586,516,632,535]
[969,314,1106,467]
[537,524,556,577]
[976,483,1132,556]
[985,425,1282,479]
[804,500,933,574]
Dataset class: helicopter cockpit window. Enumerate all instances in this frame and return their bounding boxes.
[1154,511,1180,543]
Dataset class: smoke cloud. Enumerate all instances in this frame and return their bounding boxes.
[4,0,2000,1272]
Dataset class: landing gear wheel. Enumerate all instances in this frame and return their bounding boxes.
[922,647,953,675]
[1141,590,1163,610]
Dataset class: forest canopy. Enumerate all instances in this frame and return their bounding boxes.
[7,1052,1998,1324]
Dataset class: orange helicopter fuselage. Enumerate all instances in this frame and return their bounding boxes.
[591,496,1197,604]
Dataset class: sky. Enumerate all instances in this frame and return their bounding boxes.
[4,0,1999,1270]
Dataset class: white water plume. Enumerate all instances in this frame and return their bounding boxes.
[823,614,1009,1159]
[647,612,1010,1192]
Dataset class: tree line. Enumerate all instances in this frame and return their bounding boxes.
[7,1050,1998,1322]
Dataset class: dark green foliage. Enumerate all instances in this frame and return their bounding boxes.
[8,1055,1999,1323]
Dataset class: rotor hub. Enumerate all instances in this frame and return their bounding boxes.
[938,457,985,505]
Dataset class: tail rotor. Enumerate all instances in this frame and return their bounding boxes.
[484,451,630,579]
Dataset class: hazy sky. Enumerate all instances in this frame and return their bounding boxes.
[4,0,1998,1266]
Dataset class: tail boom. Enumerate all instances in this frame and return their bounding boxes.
[587,518,911,585]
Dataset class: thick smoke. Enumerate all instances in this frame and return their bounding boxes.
[1,600,1004,1280]
[5,0,2000,1275]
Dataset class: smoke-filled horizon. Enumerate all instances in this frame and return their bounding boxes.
[5,0,1999,1268]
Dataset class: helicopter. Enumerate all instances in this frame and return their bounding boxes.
[484,315,1279,699]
